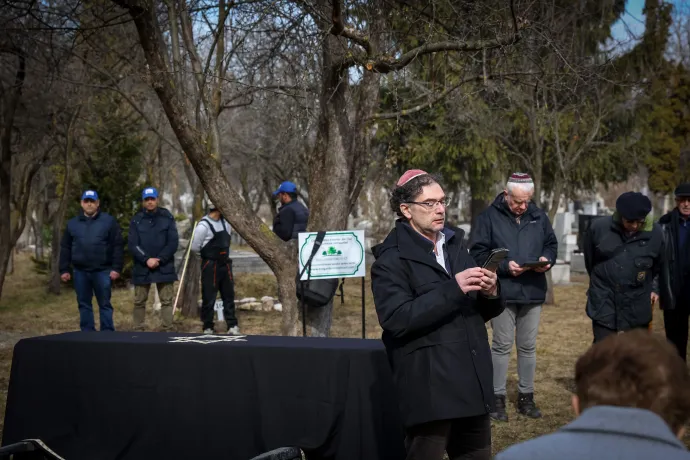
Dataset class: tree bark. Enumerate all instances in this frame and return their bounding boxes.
[179,182,204,318]
[543,179,565,306]
[49,108,80,295]
[0,47,26,301]
[35,184,47,261]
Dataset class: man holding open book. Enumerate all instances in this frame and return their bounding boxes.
[470,173,558,422]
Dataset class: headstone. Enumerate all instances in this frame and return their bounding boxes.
[551,260,571,285]
[554,212,577,262]
[583,201,598,216]
[571,253,586,273]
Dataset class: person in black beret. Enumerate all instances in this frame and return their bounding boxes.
[658,184,690,360]
[583,191,664,342]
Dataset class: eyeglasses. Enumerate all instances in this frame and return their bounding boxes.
[406,198,450,210]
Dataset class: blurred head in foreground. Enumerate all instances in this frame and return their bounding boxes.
[574,329,690,436]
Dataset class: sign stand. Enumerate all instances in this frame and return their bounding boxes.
[297,230,367,339]
[361,277,366,339]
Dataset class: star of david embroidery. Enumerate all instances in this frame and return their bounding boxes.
[168,335,247,344]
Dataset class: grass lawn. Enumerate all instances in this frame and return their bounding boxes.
[0,252,687,455]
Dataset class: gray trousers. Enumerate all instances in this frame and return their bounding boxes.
[491,303,542,395]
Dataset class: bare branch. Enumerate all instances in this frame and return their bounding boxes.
[342,32,522,72]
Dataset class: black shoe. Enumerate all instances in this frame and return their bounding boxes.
[517,392,542,418]
[490,394,508,422]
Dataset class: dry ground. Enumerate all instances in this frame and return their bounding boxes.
[0,253,687,455]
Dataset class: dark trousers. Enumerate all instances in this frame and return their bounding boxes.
[592,321,650,344]
[664,307,690,361]
[73,269,114,332]
[404,415,491,460]
[200,259,237,330]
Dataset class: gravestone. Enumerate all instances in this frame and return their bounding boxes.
[554,212,577,263]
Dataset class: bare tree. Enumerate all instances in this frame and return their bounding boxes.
[105,0,521,335]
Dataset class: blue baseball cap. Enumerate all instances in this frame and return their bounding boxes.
[81,190,99,200]
[142,187,159,200]
[273,181,297,196]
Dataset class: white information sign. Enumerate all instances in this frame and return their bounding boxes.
[298,230,366,280]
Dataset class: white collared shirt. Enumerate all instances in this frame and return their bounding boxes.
[434,231,447,273]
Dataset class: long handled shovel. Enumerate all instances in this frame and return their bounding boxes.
[173,220,198,316]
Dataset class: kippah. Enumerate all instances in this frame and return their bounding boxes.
[396,169,428,187]
[508,172,533,184]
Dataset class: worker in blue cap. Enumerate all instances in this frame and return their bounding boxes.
[59,190,124,331]
[272,181,309,241]
[128,186,179,331]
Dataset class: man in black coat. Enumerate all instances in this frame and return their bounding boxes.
[272,181,309,242]
[59,190,124,331]
[584,191,664,343]
[371,169,504,460]
[469,173,557,422]
[128,187,179,331]
[658,183,690,360]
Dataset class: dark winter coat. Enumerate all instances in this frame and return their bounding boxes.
[469,194,558,305]
[59,211,124,274]
[371,221,505,428]
[658,209,690,311]
[272,200,309,241]
[583,214,664,330]
[128,207,179,285]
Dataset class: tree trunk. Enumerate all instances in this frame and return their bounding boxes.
[0,47,26,301]
[468,169,492,241]
[36,197,45,261]
[156,136,164,198]
[170,168,183,215]
[179,181,204,318]
[49,111,78,295]
[49,188,72,294]
[30,214,39,260]
[543,179,565,306]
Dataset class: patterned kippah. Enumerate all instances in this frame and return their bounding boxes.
[508,172,533,184]
[396,169,428,186]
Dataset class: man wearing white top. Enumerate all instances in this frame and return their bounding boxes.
[191,205,239,335]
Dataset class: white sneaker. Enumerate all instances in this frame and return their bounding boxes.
[203,328,214,335]
[227,326,240,335]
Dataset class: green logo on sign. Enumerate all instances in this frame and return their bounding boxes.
[322,246,343,256]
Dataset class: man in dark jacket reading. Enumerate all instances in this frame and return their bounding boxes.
[60,190,124,331]
[128,187,179,331]
[584,191,663,343]
[371,169,504,460]
[659,183,690,360]
[469,173,558,422]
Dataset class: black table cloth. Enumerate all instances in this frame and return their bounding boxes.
[2,332,405,460]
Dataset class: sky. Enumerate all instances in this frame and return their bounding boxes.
[610,0,648,47]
